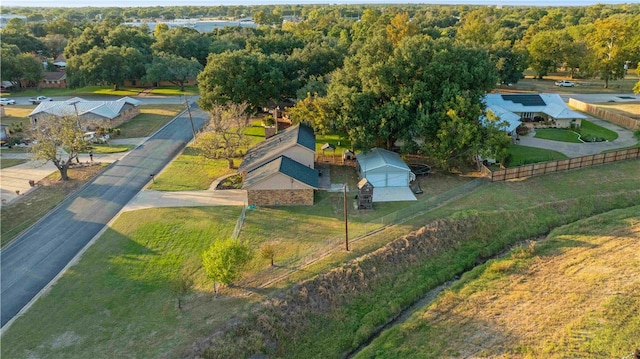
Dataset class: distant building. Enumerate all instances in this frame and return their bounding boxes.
[124,18,257,34]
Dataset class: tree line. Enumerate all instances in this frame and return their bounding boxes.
[2,4,639,167]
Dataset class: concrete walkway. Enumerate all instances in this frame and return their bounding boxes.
[518,117,638,158]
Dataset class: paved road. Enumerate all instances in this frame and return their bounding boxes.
[0,105,207,328]
[6,95,196,106]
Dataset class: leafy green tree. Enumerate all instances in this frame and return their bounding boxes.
[328,35,498,168]
[490,41,527,85]
[67,45,144,90]
[386,12,419,46]
[0,18,46,54]
[153,23,169,37]
[201,239,253,294]
[42,34,68,59]
[253,10,283,26]
[193,102,251,169]
[30,115,85,181]
[143,52,202,91]
[584,18,631,88]
[456,9,495,46]
[527,30,568,78]
[43,18,74,37]
[197,50,285,111]
[288,93,332,135]
[151,27,211,65]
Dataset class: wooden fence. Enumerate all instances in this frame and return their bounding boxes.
[489,148,640,182]
[568,98,639,131]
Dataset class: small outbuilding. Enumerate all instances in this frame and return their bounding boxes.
[356,148,416,202]
[357,178,374,210]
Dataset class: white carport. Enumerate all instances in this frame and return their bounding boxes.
[356,148,416,202]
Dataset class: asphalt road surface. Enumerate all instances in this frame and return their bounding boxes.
[0,104,207,327]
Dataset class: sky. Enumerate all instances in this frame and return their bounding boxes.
[1,0,638,7]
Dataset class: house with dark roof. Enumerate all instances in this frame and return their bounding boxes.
[238,124,316,175]
[28,97,141,130]
[39,71,67,89]
[485,93,587,133]
[243,156,318,206]
[239,124,318,206]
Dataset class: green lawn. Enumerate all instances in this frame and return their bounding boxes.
[534,128,582,143]
[3,160,639,358]
[0,158,27,168]
[117,105,184,138]
[579,119,619,142]
[147,147,237,191]
[82,144,135,154]
[507,144,568,167]
[0,207,252,359]
[3,85,198,98]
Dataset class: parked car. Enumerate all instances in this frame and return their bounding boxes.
[29,96,52,104]
[555,80,575,87]
[84,132,110,144]
[0,98,16,105]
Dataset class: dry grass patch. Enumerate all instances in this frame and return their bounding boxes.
[358,206,640,358]
[593,102,640,120]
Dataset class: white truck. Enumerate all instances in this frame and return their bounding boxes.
[29,96,53,104]
[554,80,575,87]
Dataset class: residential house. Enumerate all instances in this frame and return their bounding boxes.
[28,97,141,129]
[485,93,587,133]
[238,123,316,175]
[243,155,318,206]
[40,71,67,89]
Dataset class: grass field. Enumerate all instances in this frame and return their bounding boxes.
[117,105,184,138]
[357,205,640,358]
[593,101,640,120]
[0,158,27,169]
[82,144,135,154]
[1,85,198,98]
[146,147,237,191]
[506,144,568,167]
[2,160,638,358]
[148,121,264,191]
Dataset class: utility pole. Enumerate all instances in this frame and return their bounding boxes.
[184,96,196,139]
[344,183,349,251]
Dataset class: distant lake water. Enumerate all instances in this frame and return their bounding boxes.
[2,0,634,7]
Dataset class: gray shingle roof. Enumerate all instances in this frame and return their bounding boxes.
[242,155,318,189]
[238,124,315,173]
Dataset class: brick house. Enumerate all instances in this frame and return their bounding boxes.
[28,97,140,130]
[239,124,318,206]
[243,156,318,206]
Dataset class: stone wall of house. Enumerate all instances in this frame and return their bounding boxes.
[248,189,314,206]
[85,106,141,130]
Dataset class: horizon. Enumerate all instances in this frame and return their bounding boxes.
[1,0,636,8]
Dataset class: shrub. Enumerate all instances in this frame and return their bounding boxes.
[516,124,529,136]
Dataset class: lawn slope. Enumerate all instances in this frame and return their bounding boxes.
[357,205,640,358]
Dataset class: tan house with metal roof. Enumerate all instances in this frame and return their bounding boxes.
[28,97,140,129]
